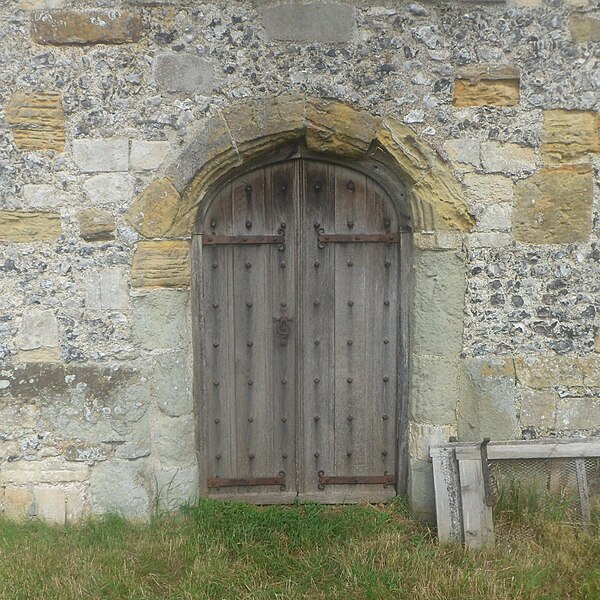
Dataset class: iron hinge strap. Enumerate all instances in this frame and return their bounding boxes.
[317,233,402,244]
[201,234,285,245]
[317,471,395,490]
[208,472,286,491]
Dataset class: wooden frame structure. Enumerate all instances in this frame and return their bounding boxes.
[430,439,600,548]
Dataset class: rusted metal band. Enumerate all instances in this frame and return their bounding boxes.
[208,472,286,489]
[317,471,395,489]
[202,235,286,245]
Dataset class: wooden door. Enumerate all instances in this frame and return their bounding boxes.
[198,158,403,503]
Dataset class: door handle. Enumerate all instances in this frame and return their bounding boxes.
[274,305,293,346]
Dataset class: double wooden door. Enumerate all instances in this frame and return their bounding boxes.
[198,158,404,503]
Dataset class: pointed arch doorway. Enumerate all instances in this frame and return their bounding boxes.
[193,146,411,503]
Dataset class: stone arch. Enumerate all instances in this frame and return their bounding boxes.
[127,96,473,270]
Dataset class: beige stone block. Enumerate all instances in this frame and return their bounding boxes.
[34,487,66,524]
[453,65,519,108]
[556,397,600,430]
[409,423,456,461]
[5,91,65,152]
[23,183,71,208]
[570,14,600,43]
[77,208,115,241]
[0,459,89,485]
[463,173,514,206]
[126,178,181,238]
[131,240,191,288]
[480,141,536,174]
[66,486,89,522]
[0,211,61,242]
[513,164,593,244]
[464,232,512,247]
[18,348,61,363]
[84,268,129,310]
[17,307,59,353]
[595,330,600,353]
[520,389,557,428]
[541,110,600,163]
[515,355,600,389]
[443,139,481,170]
[21,0,65,8]
[4,487,33,520]
[130,140,171,170]
[31,10,142,45]
[306,98,381,159]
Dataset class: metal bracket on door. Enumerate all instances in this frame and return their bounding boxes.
[317,471,395,490]
[208,472,286,491]
[202,223,287,250]
[313,222,400,249]
[274,305,293,346]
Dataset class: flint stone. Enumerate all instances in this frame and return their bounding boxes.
[90,459,151,519]
[82,173,134,205]
[262,3,354,42]
[153,53,214,94]
[73,139,129,172]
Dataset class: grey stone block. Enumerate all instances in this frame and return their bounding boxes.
[82,173,134,206]
[262,3,354,42]
[152,352,193,417]
[410,354,459,425]
[408,458,436,522]
[72,139,129,173]
[84,267,129,311]
[152,413,196,470]
[17,308,59,351]
[153,53,214,94]
[458,357,519,441]
[155,467,199,511]
[131,290,191,351]
[90,459,151,519]
[412,250,465,358]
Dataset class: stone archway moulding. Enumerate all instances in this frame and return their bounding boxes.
[127,95,474,288]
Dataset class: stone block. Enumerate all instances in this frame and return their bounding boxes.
[73,139,129,172]
[541,110,600,163]
[23,184,70,208]
[84,268,129,310]
[82,173,134,206]
[21,0,65,8]
[596,329,600,353]
[0,459,89,485]
[90,459,151,519]
[464,232,512,248]
[0,211,61,242]
[66,485,89,522]
[4,487,33,521]
[570,14,600,43]
[77,208,115,241]
[413,232,463,250]
[152,413,196,469]
[520,389,557,428]
[152,352,193,417]
[262,3,354,42]
[153,53,214,94]
[476,203,512,232]
[306,98,380,158]
[410,354,459,425]
[453,65,520,107]
[131,289,190,351]
[5,91,65,152]
[31,10,142,45]
[126,178,181,238]
[462,173,513,207]
[17,308,60,362]
[155,467,199,511]
[34,487,66,524]
[412,250,465,358]
[515,355,600,389]
[556,397,600,430]
[443,139,481,170]
[408,423,456,461]
[458,357,519,441]
[480,141,536,174]
[513,164,593,244]
[131,241,191,288]
[408,459,436,522]
[130,140,171,170]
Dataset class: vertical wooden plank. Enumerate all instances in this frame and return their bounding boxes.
[575,459,592,532]
[300,160,336,495]
[458,458,495,549]
[430,447,464,543]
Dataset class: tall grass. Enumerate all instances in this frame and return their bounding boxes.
[0,497,598,600]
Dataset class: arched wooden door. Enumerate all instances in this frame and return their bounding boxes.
[195,156,407,503]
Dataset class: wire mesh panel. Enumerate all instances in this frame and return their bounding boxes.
[489,457,600,525]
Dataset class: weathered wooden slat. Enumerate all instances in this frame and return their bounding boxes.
[575,459,592,532]
[431,448,464,543]
[452,440,600,460]
[458,458,495,549]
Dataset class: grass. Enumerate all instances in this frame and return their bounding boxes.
[0,497,598,600]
